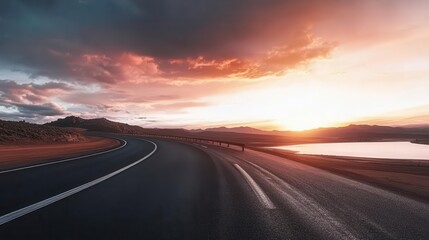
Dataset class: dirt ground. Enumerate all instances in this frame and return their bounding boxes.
[0,137,120,170]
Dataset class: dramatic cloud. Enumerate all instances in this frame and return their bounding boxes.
[0,80,72,103]
[2,0,426,84]
[1,0,428,128]
[0,80,69,120]
[14,103,65,116]
[0,0,344,83]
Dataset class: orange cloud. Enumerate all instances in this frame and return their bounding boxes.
[63,33,333,84]
[150,101,209,113]
[162,35,332,80]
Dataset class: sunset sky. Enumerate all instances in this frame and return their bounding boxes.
[1,0,429,130]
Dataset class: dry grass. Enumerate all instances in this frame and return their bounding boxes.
[0,119,85,144]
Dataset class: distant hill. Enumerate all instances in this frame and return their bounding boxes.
[46,116,200,137]
[204,124,429,139]
[400,123,429,129]
[204,126,286,135]
[0,119,84,144]
[46,116,145,134]
[311,124,427,135]
[197,124,429,144]
[44,116,429,146]
[293,124,429,142]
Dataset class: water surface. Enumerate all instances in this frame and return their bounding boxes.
[271,141,429,160]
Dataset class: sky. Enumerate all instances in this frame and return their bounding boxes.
[0,0,429,131]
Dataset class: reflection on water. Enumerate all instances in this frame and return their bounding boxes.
[271,141,429,160]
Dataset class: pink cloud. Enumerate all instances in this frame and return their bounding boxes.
[0,80,69,120]
[58,33,333,85]
[0,80,72,104]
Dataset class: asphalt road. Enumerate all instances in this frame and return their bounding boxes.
[0,134,428,239]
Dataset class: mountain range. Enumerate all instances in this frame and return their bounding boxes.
[0,115,427,146]
[43,116,429,146]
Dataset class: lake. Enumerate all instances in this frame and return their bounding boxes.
[270,141,429,160]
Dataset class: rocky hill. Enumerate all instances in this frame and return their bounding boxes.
[46,116,145,134]
[0,119,84,144]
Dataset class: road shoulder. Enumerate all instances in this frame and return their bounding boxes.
[0,136,120,170]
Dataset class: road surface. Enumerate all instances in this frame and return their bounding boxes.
[0,134,428,239]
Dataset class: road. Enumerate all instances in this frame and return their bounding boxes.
[0,134,428,239]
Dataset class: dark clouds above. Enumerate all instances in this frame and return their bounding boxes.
[0,0,345,83]
[1,0,425,126]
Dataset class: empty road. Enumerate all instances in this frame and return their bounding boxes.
[0,134,428,239]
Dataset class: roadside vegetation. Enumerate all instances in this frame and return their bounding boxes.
[0,119,85,144]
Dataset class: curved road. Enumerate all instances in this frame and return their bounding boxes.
[0,134,428,239]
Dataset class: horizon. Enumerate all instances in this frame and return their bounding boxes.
[11,114,427,133]
[1,1,429,130]
[1,2,429,238]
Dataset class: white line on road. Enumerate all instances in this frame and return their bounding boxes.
[0,138,128,174]
[234,163,275,209]
[244,160,359,240]
[192,143,208,149]
[0,139,157,226]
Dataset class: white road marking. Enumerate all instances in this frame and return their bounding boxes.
[0,138,127,174]
[245,160,359,240]
[233,163,275,209]
[201,145,208,149]
[0,139,157,226]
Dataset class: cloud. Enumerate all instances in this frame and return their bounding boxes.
[150,101,209,112]
[0,80,72,104]
[0,0,348,83]
[1,0,428,125]
[0,102,65,121]
[0,80,69,120]
[14,102,65,116]
[159,35,334,79]
[3,0,420,85]
[52,37,332,84]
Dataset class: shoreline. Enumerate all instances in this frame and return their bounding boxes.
[264,141,429,161]
[251,147,429,204]
[411,139,429,145]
